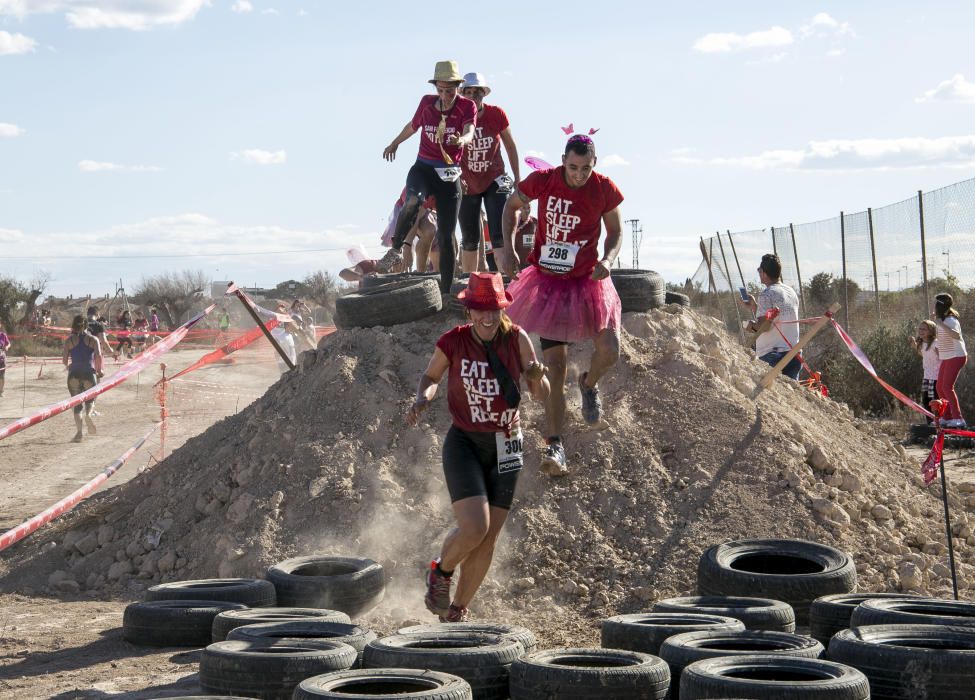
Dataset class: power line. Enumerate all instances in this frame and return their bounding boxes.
[0,246,353,261]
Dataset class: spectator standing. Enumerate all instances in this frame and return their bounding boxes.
[934,292,968,428]
[740,254,801,380]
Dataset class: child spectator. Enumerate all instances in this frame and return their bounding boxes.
[910,319,940,422]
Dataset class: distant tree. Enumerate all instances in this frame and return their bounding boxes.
[807,272,835,309]
[133,270,209,329]
[273,279,308,299]
[303,270,340,319]
[0,276,31,333]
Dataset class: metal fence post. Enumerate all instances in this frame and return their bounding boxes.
[727,229,747,291]
[840,211,850,329]
[716,232,746,344]
[867,207,881,322]
[771,225,778,257]
[789,222,806,318]
[918,189,931,316]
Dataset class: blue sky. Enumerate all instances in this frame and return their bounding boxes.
[2,1,974,298]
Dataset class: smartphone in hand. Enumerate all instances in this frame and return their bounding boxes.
[739,287,750,302]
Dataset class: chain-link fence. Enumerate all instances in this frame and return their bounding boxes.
[691,175,975,336]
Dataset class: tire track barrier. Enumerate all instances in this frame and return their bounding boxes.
[0,304,215,443]
[0,425,156,552]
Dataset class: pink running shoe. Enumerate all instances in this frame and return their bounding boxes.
[440,604,470,623]
[424,559,452,617]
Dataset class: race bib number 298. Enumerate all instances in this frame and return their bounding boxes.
[539,241,580,275]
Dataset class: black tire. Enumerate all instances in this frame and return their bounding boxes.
[123,600,247,647]
[144,577,276,607]
[697,539,857,625]
[653,596,796,633]
[335,279,442,329]
[294,668,473,699]
[212,606,351,642]
[660,630,824,699]
[611,269,665,313]
[850,597,975,628]
[909,424,936,445]
[809,593,921,645]
[266,555,385,618]
[509,647,670,700]
[665,291,691,307]
[679,655,870,699]
[362,632,523,700]
[228,619,377,666]
[601,613,745,656]
[361,272,442,289]
[827,624,975,700]
[397,622,539,654]
[199,638,357,700]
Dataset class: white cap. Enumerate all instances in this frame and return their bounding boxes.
[346,244,369,265]
[461,72,491,95]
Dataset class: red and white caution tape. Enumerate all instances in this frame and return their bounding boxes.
[0,304,215,443]
[0,425,156,552]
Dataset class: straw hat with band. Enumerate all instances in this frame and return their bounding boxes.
[457,272,512,311]
[429,60,463,85]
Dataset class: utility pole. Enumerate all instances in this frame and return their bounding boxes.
[624,219,642,269]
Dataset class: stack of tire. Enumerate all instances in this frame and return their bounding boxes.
[123,555,389,699]
[336,274,443,329]
[610,269,666,313]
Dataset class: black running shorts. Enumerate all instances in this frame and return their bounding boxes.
[442,425,521,510]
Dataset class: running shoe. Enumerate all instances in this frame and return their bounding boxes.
[540,441,568,477]
[377,247,404,273]
[440,604,470,623]
[579,371,601,425]
[424,559,452,617]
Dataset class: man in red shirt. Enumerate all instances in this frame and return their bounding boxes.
[457,72,523,274]
[380,60,476,293]
[500,134,624,476]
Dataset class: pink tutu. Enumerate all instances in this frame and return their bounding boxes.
[506,266,621,342]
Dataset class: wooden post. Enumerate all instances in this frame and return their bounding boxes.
[840,212,850,330]
[756,303,841,393]
[867,207,881,322]
[157,363,168,461]
[227,281,296,370]
[727,229,747,291]
[790,223,806,319]
[699,237,718,296]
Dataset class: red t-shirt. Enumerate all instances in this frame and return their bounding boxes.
[411,95,477,165]
[436,324,524,433]
[462,104,509,195]
[397,187,436,211]
[519,168,624,279]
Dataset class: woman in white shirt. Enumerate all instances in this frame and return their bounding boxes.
[933,293,967,427]
[909,319,940,422]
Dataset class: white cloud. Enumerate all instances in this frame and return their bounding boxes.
[600,154,630,167]
[78,160,162,172]
[297,7,306,16]
[826,48,846,58]
[0,227,25,242]
[800,12,854,38]
[0,1,207,30]
[692,26,793,53]
[231,0,251,12]
[260,7,277,14]
[916,74,975,104]
[0,29,36,54]
[671,134,975,171]
[231,149,286,165]
[0,122,24,137]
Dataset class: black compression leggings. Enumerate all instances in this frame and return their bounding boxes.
[458,180,508,252]
[392,161,462,293]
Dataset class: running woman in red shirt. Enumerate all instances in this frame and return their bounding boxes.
[406,272,549,622]
[457,72,522,274]
[380,61,476,293]
[500,134,623,476]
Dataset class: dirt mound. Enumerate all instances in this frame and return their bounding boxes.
[2,304,973,646]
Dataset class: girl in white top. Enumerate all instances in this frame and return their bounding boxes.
[909,319,940,422]
[933,293,968,427]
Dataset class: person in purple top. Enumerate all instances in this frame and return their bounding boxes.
[62,315,103,442]
[0,321,10,397]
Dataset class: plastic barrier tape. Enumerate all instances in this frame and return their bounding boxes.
[0,425,156,551]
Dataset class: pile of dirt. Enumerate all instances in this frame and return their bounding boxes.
[3,304,974,647]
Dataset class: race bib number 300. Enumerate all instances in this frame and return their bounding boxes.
[496,428,524,473]
[539,241,580,274]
